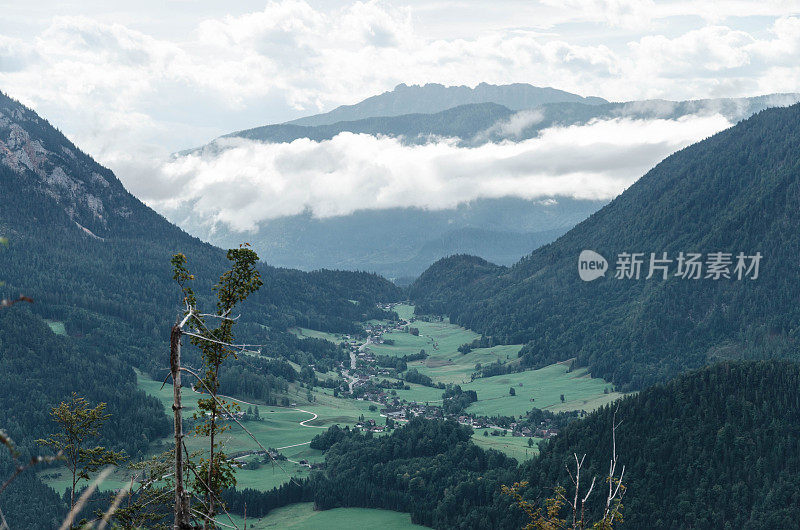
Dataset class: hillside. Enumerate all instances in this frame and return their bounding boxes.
[520,361,800,529]
[412,103,800,390]
[0,89,401,336]
[286,82,607,127]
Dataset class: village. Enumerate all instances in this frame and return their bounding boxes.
[337,303,562,441]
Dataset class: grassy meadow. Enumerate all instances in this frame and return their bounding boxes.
[471,429,541,461]
[44,319,67,336]
[223,502,423,529]
[367,305,622,417]
[463,363,622,417]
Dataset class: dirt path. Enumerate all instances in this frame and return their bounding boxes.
[295,408,327,428]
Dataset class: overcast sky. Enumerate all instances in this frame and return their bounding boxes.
[2,1,800,227]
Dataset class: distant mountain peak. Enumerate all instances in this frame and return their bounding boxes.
[287,82,607,127]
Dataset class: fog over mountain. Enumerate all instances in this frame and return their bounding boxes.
[154,85,799,278]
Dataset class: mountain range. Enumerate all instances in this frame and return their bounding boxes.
[3,83,800,529]
[172,84,800,279]
[285,82,608,126]
[223,93,800,146]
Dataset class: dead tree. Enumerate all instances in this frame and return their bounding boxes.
[502,408,626,529]
[170,321,192,529]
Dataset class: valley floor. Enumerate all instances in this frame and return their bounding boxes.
[39,303,626,527]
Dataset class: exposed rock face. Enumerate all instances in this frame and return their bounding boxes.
[0,92,135,238]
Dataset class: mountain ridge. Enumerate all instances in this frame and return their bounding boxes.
[211,93,800,147]
[286,82,607,127]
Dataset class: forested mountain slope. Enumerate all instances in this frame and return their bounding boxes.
[412,103,800,390]
[0,90,401,372]
[523,361,800,529]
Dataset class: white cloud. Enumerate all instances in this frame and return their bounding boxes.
[478,109,546,140]
[1,5,799,154]
[148,114,733,232]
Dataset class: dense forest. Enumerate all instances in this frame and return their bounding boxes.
[412,103,800,391]
[226,361,800,529]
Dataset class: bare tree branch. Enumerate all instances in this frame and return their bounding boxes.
[0,506,9,530]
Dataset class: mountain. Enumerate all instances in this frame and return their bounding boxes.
[284,361,800,529]
[475,93,800,143]
[0,91,401,527]
[172,197,605,279]
[0,91,401,340]
[411,103,800,390]
[286,82,607,127]
[224,102,513,145]
[218,94,800,147]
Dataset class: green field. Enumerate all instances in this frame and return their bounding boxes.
[134,372,387,491]
[289,327,346,343]
[45,319,67,336]
[368,330,432,357]
[389,380,445,403]
[370,306,622,417]
[223,502,423,529]
[40,373,392,494]
[36,470,131,496]
[463,363,623,417]
[414,344,524,385]
[471,429,541,461]
[366,306,526,385]
[391,303,415,321]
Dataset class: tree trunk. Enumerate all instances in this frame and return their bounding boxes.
[204,365,218,529]
[171,324,192,529]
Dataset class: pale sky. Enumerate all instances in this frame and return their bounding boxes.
[2,1,799,229]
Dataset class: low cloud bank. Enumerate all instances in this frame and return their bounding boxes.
[142,114,732,232]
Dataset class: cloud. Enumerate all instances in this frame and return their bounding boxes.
[0,35,38,72]
[2,4,799,161]
[480,109,546,140]
[147,114,733,232]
